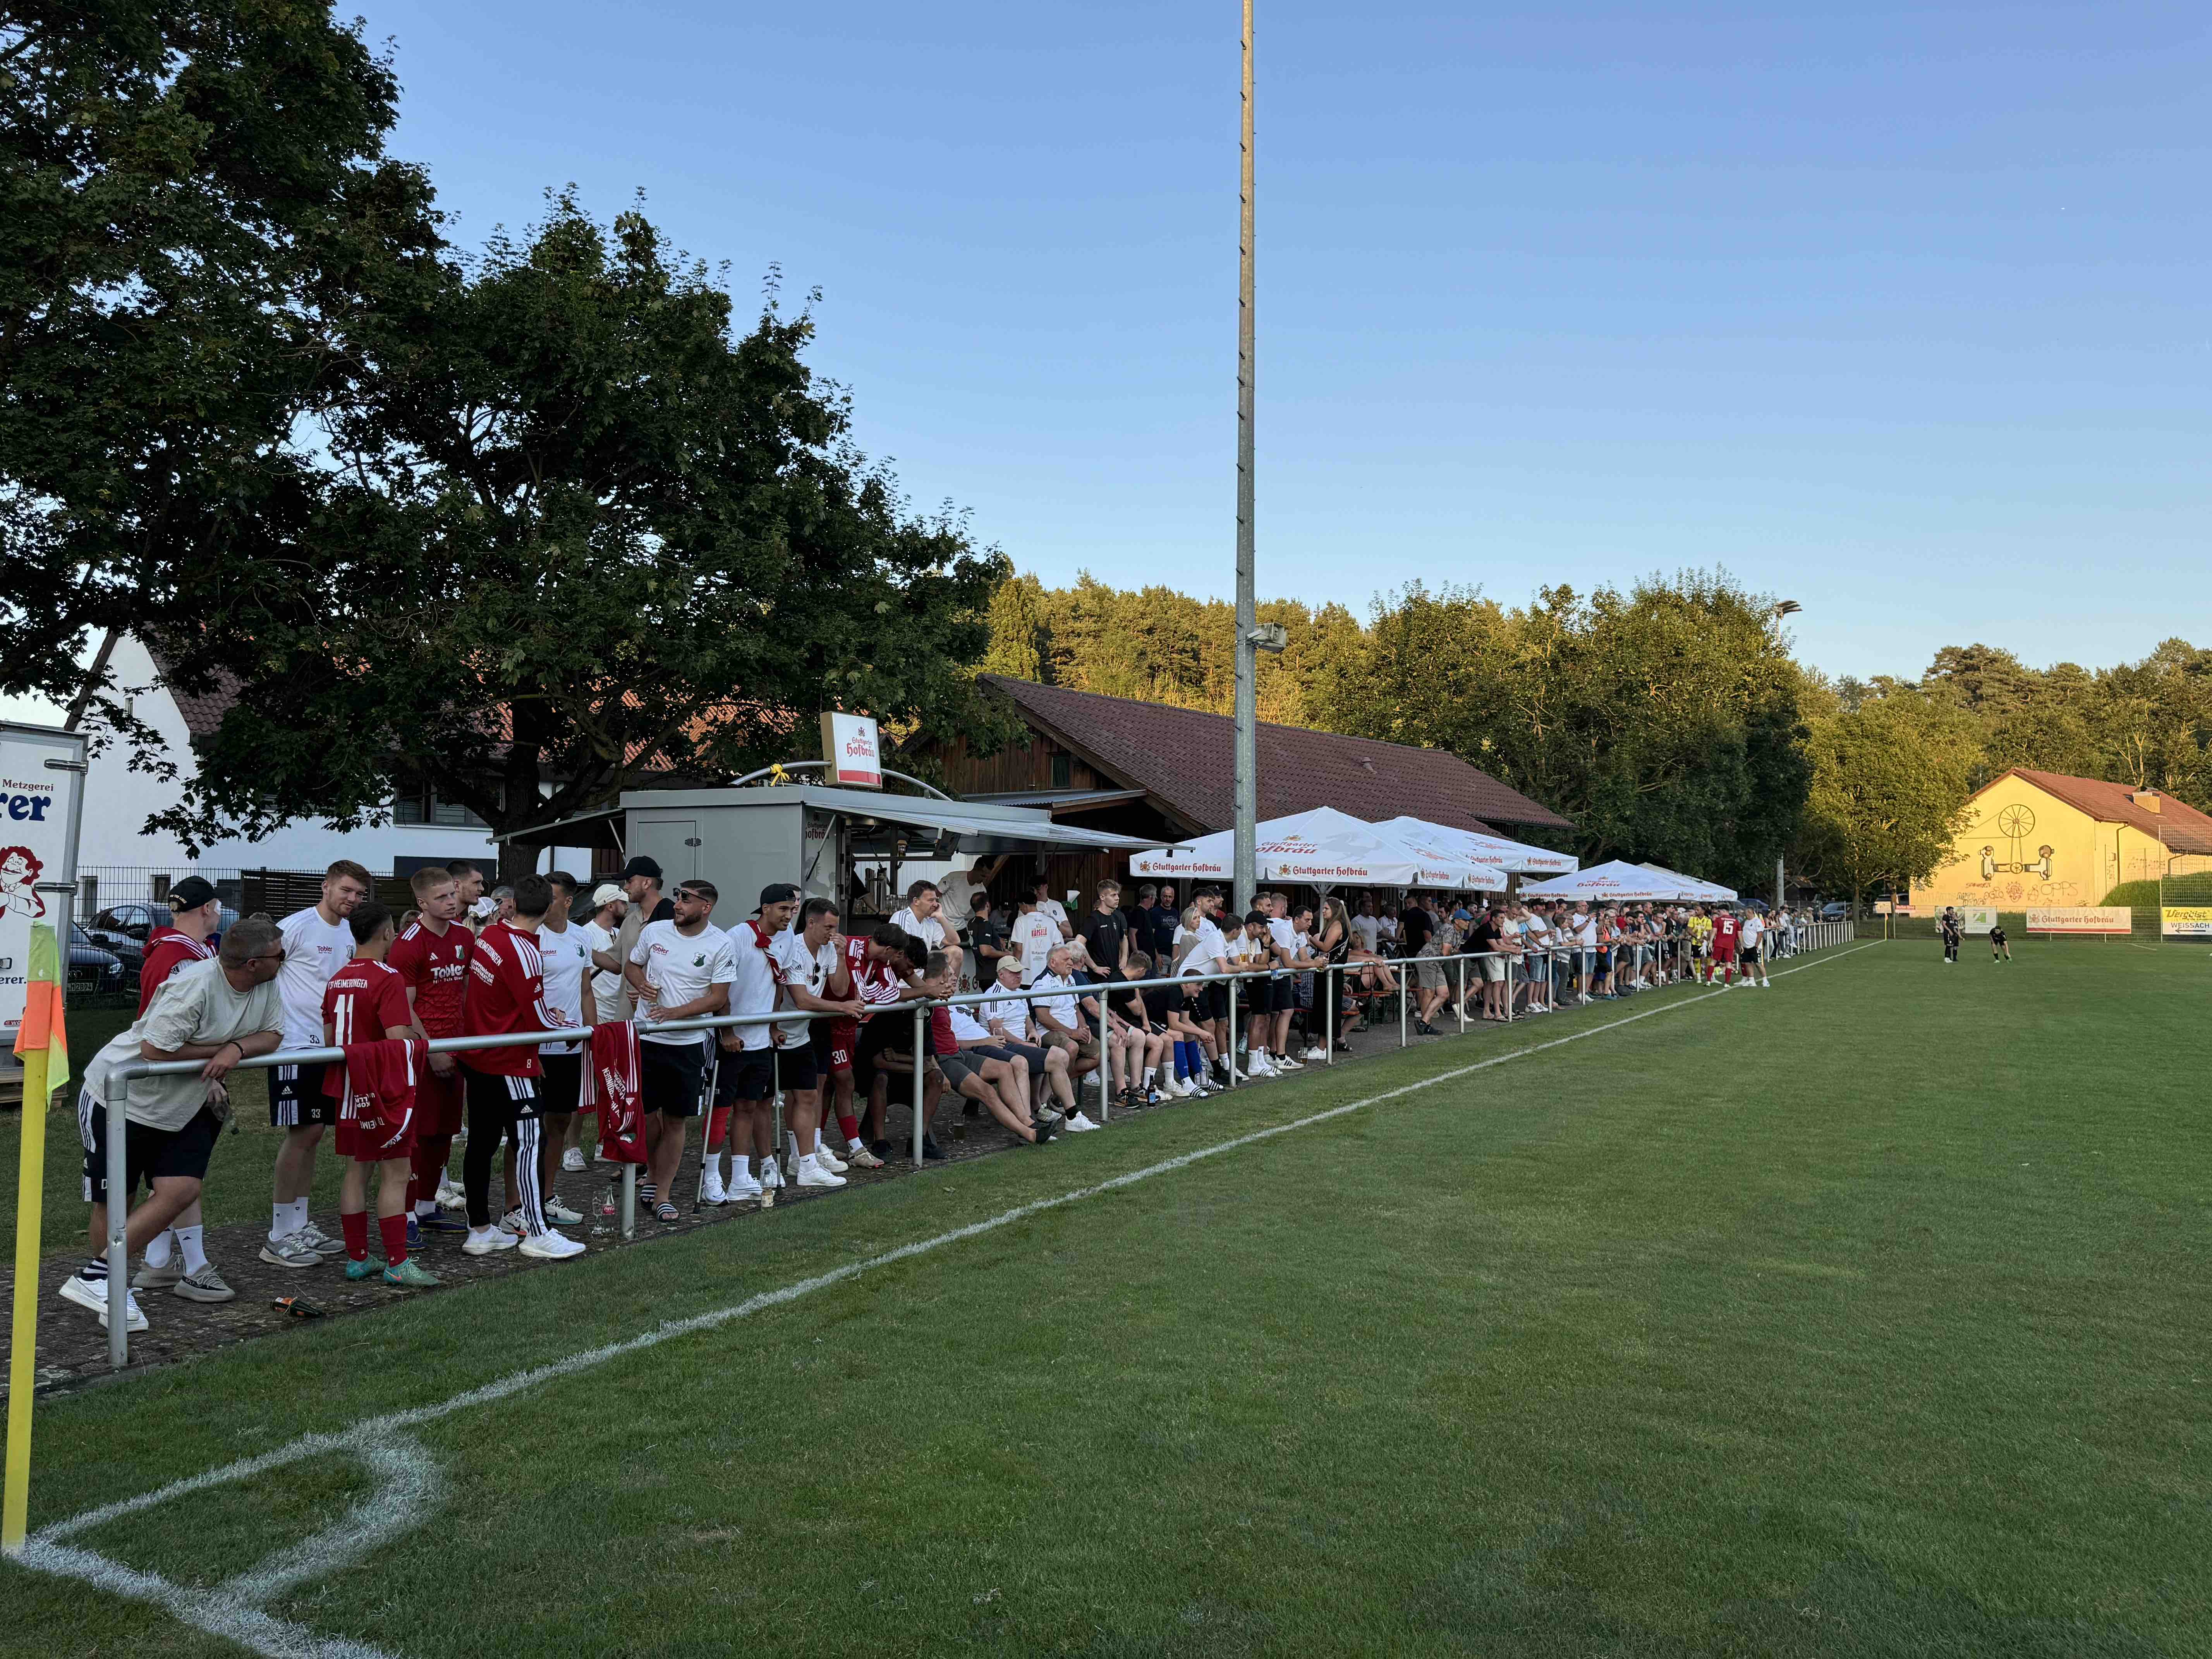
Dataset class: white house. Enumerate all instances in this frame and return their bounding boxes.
[72,635,597,908]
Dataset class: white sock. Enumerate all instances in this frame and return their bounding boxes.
[269,1198,307,1242]
[733,1154,750,1180]
[176,1225,208,1275]
[788,1131,803,1165]
[847,1135,867,1154]
[144,1229,175,1268]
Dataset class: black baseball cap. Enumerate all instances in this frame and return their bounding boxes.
[167,876,220,912]
[757,882,800,908]
[618,855,663,881]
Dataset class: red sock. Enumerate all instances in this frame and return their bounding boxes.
[706,1104,730,1151]
[836,1113,860,1145]
[340,1209,370,1262]
[378,1213,409,1266]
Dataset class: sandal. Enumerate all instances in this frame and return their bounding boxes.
[654,1201,679,1224]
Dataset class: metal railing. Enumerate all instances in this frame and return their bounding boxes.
[84,921,1859,1365]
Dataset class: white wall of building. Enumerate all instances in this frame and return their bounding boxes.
[79,636,595,883]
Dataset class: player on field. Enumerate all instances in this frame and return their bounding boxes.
[262,859,372,1271]
[1940,907,1962,965]
[389,866,473,1241]
[1738,907,1770,989]
[771,895,863,1186]
[1989,920,2011,962]
[627,879,735,1223]
[321,902,439,1286]
[459,874,584,1259]
[1705,905,1738,988]
[130,874,226,1298]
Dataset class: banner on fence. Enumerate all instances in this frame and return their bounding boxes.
[0,721,88,1043]
[2160,906,2212,938]
[2025,906,2132,934]
[1954,906,1998,934]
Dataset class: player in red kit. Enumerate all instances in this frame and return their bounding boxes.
[321,902,439,1287]
[388,866,472,1242]
[459,874,584,1260]
[1707,907,1740,988]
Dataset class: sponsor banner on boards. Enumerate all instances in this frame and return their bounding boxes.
[2161,906,2212,938]
[2025,906,2132,934]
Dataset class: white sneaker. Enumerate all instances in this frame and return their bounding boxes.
[726,1170,764,1202]
[1303,1046,1326,1062]
[699,1170,727,1206]
[814,1142,849,1175]
[434,1179,466,1211]
[544,1197,586,1225]
[796,1155,847,1189]
[519,1229,586,1261]
[1274,1054,1303,1070]
[500,1207,527,1236]
[1065,1112,1101,1133]
[292,1221,347,1261]
[561,1147,589,1173]
[844,1142,885,1170]
[60,1274,148,1331]
[1247,1053,1278,1077]
[462,1226,518,1255]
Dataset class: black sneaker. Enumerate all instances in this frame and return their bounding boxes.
[921,1135,948,1162]
[1415,1020,1440,1037]
[1032,1119,1056,1145]
[868,1139,893,1161]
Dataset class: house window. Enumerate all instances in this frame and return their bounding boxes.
[391,786,487,829]
[1051,752,1073,789]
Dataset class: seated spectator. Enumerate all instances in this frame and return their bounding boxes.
[1026,944,1102,1116]
[922,953,1054,1145]
[978,955,1077,1122]
[889,881,949,957]
[1351,895,1383,956]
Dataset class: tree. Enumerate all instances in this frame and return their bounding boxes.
[0,0,443,745]
[1794,690,1981,914]
[144,196,1010,871]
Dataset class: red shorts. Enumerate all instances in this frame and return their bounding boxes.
[415,1064,466,1137]
[1710,942,1737,962]
[336,1101,418,1164]
[817,1018,858,1074]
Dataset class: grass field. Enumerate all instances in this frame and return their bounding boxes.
[5,938,2207,1657]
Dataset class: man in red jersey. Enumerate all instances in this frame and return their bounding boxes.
[389,865,473,1242]
[808,924,899,1169]
[459,874,583,1260]
[1707,905,1740,988]
[129,874,226,1297]
[320,901,438,1287]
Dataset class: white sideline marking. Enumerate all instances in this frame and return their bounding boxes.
[12,940,1881,1656]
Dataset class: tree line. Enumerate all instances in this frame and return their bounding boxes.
[983,575,2212,904]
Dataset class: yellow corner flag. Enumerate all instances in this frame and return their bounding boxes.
[5,922,69,1554]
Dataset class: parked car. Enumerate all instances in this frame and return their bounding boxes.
[1819,901,1851,921]
[84,901,240,985]
[67,923,126,994]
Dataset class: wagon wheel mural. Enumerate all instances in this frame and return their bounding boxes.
[1994,804,2035,840]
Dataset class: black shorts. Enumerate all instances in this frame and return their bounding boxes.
[773,1044,819,1092]
[852,1012,915,1094]
[1741,943,1762,964]
[1267,975,1297,1013]
[80,1096,220,1202]
[1202,979,1230,1022]
[936,1050,988,1089]
[270,1059,335,1128]
[713,1047,777,1104]
[640,1037,709,1118]
[539,1052,585,1114]
[462,1067,543,1126]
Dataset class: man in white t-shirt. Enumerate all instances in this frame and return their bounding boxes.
[60,919,286,1332]
[1522,905,1553,1012]
[1030,874,1075,942]
[626,880,736,1222]
[528,872,596,1224]
[700,884,796,1204]
[1571,905,1597,1003]
[1009,891,1060,986]
[889,881,948,955]
[979,954,1077,1121]
[934,856,1005,943]
[263,858,371,1269]
[1739,907,1769,988]
[768,895,862,1188]
[1261,893,1309,1072]
[563,881,627,1171]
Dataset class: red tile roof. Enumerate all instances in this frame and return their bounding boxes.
[979,675,1573,836]
[2005,768,2212,853]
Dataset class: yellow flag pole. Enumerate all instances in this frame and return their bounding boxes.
[5,922,67,1556]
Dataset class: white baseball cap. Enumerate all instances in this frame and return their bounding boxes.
[591,883,625,908]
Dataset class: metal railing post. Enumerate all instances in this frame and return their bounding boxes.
[910,1002,926,1168]
[105,1070,128,1368]
[1505,954,1516,1022]
[1456,956,1467,1032]
[1399,968,1409,1047]
[1226,977,1239,1085]
[1323,963,1335,1063]
[621,1165,636,1240]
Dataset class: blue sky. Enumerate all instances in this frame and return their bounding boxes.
[368,1,2208,680]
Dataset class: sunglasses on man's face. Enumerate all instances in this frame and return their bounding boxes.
[250,948,287,964]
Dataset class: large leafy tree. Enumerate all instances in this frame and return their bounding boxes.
[1793,689,1982,913]
[147,196,1010,871]
[0,0,442,740]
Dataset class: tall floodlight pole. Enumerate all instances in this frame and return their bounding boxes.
[1232,0,1259,915]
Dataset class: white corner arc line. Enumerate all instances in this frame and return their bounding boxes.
[12,940,1882,1657]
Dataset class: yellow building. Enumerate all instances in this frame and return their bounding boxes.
[1913,768,2212,910]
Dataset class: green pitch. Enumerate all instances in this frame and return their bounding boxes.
[8,939,2207,1656]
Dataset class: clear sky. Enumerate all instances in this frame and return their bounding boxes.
[210,3,2212,683]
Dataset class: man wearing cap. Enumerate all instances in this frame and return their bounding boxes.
[567,881,629,1171]
[607,856,673,1023]
[129,874,232,1301]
